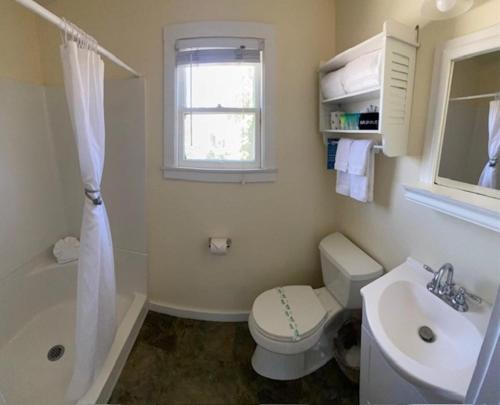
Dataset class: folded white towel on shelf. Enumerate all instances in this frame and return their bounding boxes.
[321,68,346,100]
[53,236,80,264]
[343,50,381,94]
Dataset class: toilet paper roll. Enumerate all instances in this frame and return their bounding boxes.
[209,237,231,255]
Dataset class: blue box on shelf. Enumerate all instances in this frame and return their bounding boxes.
[327,138,338,170]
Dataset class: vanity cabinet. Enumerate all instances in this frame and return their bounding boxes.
[360,316,454,405]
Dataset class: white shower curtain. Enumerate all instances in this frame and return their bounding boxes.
[60,40,116,402]
[478,100,500,189]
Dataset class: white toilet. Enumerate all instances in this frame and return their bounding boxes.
[248,232,383,380]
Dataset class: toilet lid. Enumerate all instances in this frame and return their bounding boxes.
[252,286,327,342]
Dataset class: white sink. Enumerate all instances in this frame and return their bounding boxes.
[361,258,492,402]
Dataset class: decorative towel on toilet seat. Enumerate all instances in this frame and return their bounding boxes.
[276,287,301,341]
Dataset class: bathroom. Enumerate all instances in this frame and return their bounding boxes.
[0,0,499,404]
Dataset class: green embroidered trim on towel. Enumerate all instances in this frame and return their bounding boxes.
[276,287,300,341]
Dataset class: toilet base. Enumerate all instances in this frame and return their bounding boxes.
[250,321,337,380]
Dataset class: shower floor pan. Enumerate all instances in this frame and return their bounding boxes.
[0,257,147,405]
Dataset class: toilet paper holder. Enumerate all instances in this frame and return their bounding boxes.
[208,237,232,249]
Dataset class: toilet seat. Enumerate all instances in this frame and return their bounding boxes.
[252,285,327,343]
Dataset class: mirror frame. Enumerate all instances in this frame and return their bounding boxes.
[405,23,500,233]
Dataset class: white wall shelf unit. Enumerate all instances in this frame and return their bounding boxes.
[319,20,418,157]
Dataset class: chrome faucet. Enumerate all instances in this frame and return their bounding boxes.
[427,263,454,295]
[423,263,482,312]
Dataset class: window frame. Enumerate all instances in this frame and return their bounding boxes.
[163,22,277,183]
[176,62,262,170]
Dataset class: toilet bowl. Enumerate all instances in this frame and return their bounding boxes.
[248,233,383,380]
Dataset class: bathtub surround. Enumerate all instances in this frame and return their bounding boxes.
[0,78,68,280]
[45,78,148,253]
[0,4,65,278]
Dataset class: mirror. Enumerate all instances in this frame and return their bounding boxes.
[436,50,500,197]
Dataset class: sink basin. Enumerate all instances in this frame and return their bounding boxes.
[361,258,492,402]
[379,280,482,370]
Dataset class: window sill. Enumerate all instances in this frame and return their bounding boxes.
[403,182,500,233]
[162,166,277,183]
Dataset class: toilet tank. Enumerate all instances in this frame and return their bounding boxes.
[319,233,383,309]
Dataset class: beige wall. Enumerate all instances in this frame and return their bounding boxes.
[0,0,43,84]
[28,0,499,310]
[38,0,337,313]
[334,0,500,304]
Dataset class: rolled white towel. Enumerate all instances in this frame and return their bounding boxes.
[53,236,80,264]
[343,50,382,94]
[321,67,346,100]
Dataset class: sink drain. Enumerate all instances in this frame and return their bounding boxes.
[418,326,436,343]
[47,344,65,361]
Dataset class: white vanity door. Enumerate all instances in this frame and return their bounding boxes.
[360,325,432,405]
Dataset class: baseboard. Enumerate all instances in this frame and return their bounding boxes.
[148,300,250,322]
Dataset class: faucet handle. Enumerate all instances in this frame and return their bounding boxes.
[459,287,482,303]
[423,264,436,274]
[452,287,482,312]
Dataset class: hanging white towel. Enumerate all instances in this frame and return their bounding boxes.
[348,139,374,176]
[334,138,353,172]
[334,138,353,196]
[336,171,351,196]
[478,100,500,189]
[343,50,382,94]
[349,149,375,203]
[349,139,374,203]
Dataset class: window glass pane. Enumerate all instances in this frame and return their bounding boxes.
[182,63,258,108]
[183,113,256,161]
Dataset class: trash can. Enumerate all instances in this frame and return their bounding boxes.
[332,309,362,384]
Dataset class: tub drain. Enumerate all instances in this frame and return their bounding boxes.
[418,326,435,343]
[47,344,65,361]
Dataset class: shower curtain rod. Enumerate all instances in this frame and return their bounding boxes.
[14,0,141,77]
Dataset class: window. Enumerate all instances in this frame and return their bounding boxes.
[163,22,276,183]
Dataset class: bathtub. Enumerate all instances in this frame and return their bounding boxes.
[0,249,148,405]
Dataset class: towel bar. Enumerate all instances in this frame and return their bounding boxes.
[329,139,383,154]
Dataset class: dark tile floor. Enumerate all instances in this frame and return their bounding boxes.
[109,311,359,405]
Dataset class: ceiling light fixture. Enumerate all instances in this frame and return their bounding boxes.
[421,0,474,20]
